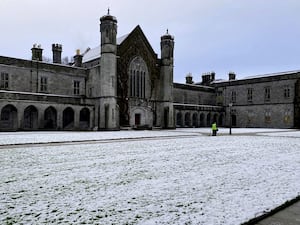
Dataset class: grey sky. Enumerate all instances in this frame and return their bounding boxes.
[1,0,299,83]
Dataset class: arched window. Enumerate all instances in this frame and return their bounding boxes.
[128,56,149,99]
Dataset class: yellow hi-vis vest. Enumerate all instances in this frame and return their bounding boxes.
[212,123,217,131]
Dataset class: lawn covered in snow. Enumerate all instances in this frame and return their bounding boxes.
[0,129,300,224]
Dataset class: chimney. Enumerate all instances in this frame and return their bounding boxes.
[210,71,215,81]
[73,49,83,67]
[201,71,215,85]
[52,44,62,64]
[185,73,193,84]
[31,44,43,61]
[229,72,236,80]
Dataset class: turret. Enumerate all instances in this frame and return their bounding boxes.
[158,29,175,128]
[100,9,117,48]
[160,29,174,99]
[98,9,119,130]
[161,29,174,66]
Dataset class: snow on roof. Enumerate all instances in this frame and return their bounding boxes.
[117,33,129,45]
[213,70,300,84]
[82,45,100,63]
[243,70,300,80]
[82,34,129,63]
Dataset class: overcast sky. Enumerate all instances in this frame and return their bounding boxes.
[1,0,300,83]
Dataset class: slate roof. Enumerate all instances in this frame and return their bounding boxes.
[82,34,129,63]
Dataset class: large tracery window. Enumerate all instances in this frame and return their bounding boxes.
[129,56,148,99]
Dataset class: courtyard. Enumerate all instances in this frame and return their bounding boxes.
[0,128,299,224]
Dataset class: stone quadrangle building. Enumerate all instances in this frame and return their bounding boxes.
[1,12,300,131]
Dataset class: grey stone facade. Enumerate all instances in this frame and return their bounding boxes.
[0,12,299,131]
[0,12,175,131]
[214,71,300,128]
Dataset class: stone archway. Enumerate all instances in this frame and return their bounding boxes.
[44,106,57,129]
[192,113,198,127]
[0,104,18,130]
[185,112,191,127]
[24,105,38,130]
[206,113,211,127]
[63,107,74,129]
[80,108,90,129]
[176,112,182,127]
[200,113,205,127]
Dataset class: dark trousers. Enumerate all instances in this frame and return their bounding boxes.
[212,130,217,136]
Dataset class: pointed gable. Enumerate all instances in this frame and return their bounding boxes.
[117,25,158,59]
[117,25,160,83]
[116,25,160,111]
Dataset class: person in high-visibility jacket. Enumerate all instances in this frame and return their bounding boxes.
[212,122,218,136]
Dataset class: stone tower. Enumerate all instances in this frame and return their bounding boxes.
[159,30,175,128]
[99,10,119,130]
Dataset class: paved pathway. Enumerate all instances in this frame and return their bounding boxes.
[246,199,300,225]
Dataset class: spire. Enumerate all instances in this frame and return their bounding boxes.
[100,7,117,23]
[166,29,169,34]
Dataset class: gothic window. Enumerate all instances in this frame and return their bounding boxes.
[40,77,48,92]
[128,56,149,99]
[74,80,80,95]
[0,72,9,89]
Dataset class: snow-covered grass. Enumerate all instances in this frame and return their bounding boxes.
[0,129,300,225]
[0,130,194,145]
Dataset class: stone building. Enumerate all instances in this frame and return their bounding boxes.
[174,71,300,129]
[0,12,174,131]
[214,71,300,128]
[0,11,299,131]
